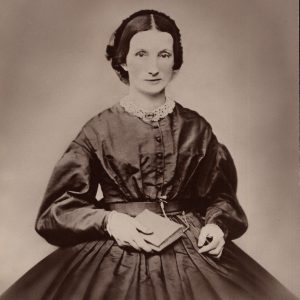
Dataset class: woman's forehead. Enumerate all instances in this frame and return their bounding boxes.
[129,30,173,51]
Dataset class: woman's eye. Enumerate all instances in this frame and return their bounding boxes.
[135,51,146,57]
[159,52,172,58]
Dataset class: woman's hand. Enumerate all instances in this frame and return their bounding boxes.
[106,211,154,253]
[198,224,225,258]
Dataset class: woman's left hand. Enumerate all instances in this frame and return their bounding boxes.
[198,224,225,258]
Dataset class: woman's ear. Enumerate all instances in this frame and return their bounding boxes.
[121,63,128,71]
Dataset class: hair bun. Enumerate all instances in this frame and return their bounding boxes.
[106,45,114,61]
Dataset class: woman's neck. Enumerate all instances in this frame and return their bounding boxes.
[127,90,166,112]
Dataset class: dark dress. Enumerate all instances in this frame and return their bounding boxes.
[1,102,297,300]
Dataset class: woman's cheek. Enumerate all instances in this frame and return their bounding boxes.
[158,59,174,72]
[131,60,147,77]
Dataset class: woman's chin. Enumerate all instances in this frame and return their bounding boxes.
[136,84,167,96]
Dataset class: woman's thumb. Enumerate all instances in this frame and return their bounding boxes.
[134,220,153,235]
[198,227,208,247]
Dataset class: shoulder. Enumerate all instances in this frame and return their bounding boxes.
[85,103,121,126]
[80,103,123,133]
[71,103,123,146]
[174,101,213,135]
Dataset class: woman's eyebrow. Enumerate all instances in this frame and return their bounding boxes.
[159,48,173,52]
[133,48,146,51]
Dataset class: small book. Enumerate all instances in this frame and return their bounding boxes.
[135,209,184,252]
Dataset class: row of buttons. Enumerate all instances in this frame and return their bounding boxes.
[153,122,164,197]
[153,123,164,196]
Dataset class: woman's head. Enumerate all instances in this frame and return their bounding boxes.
[106,10,183,85]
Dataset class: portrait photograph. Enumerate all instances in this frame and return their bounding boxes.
[0,0,299,299]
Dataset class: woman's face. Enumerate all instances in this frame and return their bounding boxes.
[123,30,174,96]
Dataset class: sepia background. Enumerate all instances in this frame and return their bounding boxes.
[0,0,299,297]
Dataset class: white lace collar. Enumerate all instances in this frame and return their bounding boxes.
[120,96,175,122]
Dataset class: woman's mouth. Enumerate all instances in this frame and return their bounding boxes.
[145,79,161,83]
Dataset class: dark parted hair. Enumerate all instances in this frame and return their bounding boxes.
[106,9,183,84]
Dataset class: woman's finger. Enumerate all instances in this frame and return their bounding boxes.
[198,227,208,247]
[216,248,223,258]
[134,234,154,253]
[127,239,142,251]
[208,239,225,256]
[198,238,218,254]
[115,238,127,247]
[134,220,153,235]
[116,236,140,251]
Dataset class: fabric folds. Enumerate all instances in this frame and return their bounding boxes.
[35,102,248,247]
[1,101,297,300]
[1,213,296,300]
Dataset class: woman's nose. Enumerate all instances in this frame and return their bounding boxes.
[148,70,159,76]
[147,57,159,76]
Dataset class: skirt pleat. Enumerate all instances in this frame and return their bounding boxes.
[51,240,114,299]
[0,212,297,300]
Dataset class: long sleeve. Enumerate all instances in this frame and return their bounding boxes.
[195,131,248,240]
[35,127,110,247]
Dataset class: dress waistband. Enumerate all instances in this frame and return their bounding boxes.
[105,201,184,217]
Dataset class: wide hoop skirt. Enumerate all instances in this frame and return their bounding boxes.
[0,212,297,300]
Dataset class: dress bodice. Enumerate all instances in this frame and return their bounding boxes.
[84,102,210,205]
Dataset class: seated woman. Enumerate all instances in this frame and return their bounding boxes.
[0,9,297,300]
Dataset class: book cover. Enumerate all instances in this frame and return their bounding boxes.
[135,209,184,252]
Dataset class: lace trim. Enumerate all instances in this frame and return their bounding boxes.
[120,96,175,122]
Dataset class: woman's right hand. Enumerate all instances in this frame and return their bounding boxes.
[106,211,154,253]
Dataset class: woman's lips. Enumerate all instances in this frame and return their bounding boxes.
[145,79,161,83]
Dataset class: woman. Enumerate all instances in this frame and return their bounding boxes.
[0,9,297,300]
